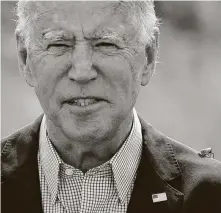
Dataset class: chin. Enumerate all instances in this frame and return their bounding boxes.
[65,127,111,143]
[61,117,113,142]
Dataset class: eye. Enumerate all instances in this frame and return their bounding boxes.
[95,42,119,50]
[47,43,72,55]
[48,43,70,49]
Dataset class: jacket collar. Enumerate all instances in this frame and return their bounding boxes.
[127,116,184,213]
[139,116,182,182]
[1,115,183,213]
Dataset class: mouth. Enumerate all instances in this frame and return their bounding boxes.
[64,97,106,107]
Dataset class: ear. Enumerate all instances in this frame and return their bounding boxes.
[141,27,159,86]
[16,31,35,87]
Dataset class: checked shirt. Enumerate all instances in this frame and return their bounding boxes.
[38,109,142,213]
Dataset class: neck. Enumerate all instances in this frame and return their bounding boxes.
[46,112,133,172]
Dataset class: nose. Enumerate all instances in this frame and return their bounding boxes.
[68,43,97,83]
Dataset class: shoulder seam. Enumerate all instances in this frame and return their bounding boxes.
[1,139,11,156]
[165,137,183,174]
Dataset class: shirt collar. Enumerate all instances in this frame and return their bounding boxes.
[38,115,61,204]
[38,108,142,204]
[110,108,142,203]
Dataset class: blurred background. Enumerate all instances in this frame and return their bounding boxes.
[1,1,221,160]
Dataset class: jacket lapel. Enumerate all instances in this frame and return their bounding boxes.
[127,117,184,213]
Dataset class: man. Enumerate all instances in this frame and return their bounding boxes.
[1,1,221,213]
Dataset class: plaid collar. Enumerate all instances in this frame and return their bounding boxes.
[38,108,142,204]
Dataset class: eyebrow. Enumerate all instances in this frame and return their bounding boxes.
[42,30,73,42]
[88,30,128,44]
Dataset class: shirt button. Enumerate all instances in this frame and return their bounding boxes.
[65,168,73,176]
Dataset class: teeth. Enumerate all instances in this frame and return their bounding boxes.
[73,98,98,107]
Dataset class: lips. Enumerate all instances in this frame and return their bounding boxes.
[64,97,105,107]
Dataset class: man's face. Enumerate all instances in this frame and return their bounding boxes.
[20,2,154,142]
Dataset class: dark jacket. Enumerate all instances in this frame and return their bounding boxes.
[1,115,221,213]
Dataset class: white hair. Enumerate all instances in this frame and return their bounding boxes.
[16,1,159,47]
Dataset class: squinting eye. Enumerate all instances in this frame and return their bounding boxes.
[48,43,70,49]
[47,43,72,55]
[95,42,119,49]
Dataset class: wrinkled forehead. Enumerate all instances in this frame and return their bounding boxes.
[26,1,140,42]
[30,1,118,17]
[31,1,118,11]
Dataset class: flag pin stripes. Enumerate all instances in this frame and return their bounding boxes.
[152,192,167,203]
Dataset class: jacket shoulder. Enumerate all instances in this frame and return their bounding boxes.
[1,115,42,155]
[168,137,221,211]
[1,128,22,155]
[139,116,221,183]
[1,115,43,180]
[169,138,221,182]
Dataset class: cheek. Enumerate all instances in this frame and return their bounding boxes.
[94,54,140,104]
[31,54,71,103]
[34,54,70,78]
[113,52,146,104]
[97,55,132,85]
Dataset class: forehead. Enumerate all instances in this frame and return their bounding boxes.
[29,1,140,41]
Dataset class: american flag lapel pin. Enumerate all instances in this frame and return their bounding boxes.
[152,192,167,203]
